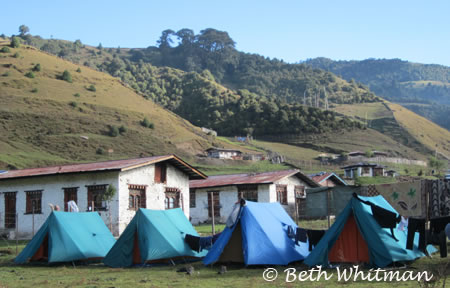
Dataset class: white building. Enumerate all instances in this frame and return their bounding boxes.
[0,155,206,238]
[342,162,385,179]
[189,169,319,224]
[206,148,243,160]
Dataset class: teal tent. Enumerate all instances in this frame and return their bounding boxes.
[103,208,206,267]
[203,201,310,265]
[15,211,116,264]
[304,195,436,268]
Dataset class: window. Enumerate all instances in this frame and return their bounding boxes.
[190,189,196,208]
[129,185,146,210]
[87,185,107,211]
[276,185,287,205]
[208,191,220,218]
[63,187,78,211]
[362,167,371,174]
[164,187,180,210]
[238,185,258,202]
[26,190,42,214]
[155,163,167,183]
[295,185,305,198]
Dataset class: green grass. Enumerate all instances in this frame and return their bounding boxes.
[0,236,448,287]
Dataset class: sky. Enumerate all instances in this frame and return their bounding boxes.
[1,0,449,66]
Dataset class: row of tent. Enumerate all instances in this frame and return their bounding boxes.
[15,195,436,268]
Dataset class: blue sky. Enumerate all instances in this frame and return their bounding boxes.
[1,0,449,66]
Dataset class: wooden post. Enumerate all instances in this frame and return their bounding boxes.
[211,192,215,235]
[294,197,299,226]
[92,201,95,212]
[32,206,35,237]
[326,189,331,229]
[15,213,18,256]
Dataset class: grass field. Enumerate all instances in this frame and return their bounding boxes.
[0,223,449,288]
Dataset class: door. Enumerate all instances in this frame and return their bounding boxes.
[4,192,16,229]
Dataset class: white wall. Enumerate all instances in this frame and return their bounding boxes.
[118,163,190,234]
[0,171,119,238]
[270,175,310,218]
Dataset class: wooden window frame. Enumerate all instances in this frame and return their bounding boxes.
[25,190,43,214]
[295,185,306,199]
[87,185,108,211]
[189,189,196,208]
[276,185,288,205]
[238,185,258,202]
[63,187,78,212]
[164,187,180,210]
[128,185,147,210]
[155,163,167,184]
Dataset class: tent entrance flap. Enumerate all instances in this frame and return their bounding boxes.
[30,234,49,261]
[133,231,141,264]
[328,214,369,263]
[218,223,244,263]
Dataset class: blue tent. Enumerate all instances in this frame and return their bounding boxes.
[103,208,207,267]
[15,211,116,263]
[203,201,310,266]
[304,195,436,268]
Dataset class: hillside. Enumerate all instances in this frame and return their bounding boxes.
[0,40,255,170]
[305,57,450,130]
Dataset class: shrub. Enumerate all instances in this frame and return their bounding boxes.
[2,71,10,77]
[76,67,81,73]
[96,147,105,155]
[87,84,96,92]
[118,125,127,134]
[13,52,20,58]
[32,63,41,72]
[25,71,35,78]
[10,36,20,48]
[108,125,119,137]
[0,47,10,53]
[73,93,80,97]
[69,101,78,108]
[61,70,72,83]
[31,88,38,93]
[141,117,150,127]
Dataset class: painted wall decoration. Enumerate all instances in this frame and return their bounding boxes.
[428,180,450,219]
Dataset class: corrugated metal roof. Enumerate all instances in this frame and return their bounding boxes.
[0,155,207,181]
[190,169,319,189]
[309,172,348,186]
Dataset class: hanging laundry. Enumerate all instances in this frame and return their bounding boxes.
[406,217,426,253]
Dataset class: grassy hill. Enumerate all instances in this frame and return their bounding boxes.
[0,41,249,170]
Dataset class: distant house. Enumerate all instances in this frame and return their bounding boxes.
[348,150,388,158]
[309,172,348,187]
[0,155,206,238]
[385,170,399,177]
[206,148,243,160]
[189,169,320,224]
[342,163,385,178]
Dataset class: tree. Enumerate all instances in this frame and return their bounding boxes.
[176,28,195,46]
[19,25,29,36]
[157,29,175,49]
[429,156,445,173]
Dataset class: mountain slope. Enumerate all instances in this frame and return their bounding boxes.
[305,57,450,130]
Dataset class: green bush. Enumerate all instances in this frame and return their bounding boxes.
[69,101,78,108]
[141,117,150,127]
[31,88,38,93]
[73,93,80,97]
[13,52,20,58]
[10,36,20,48]
[2,71,10,77]
[87,84,96,92]
[25,71,35,78]
[118,125,127,134]
[96,147,105,155]
[33,63,41,72]
[108,125,119,137]
[61,70,72,83]
[0,47,10,53]
[76,67,81,73]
